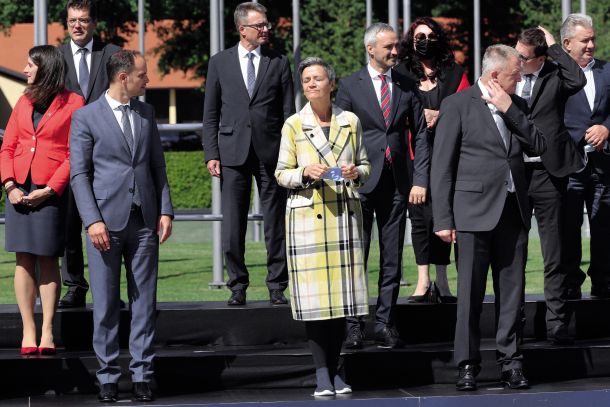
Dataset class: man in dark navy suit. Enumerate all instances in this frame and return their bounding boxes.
[561,14,610,300]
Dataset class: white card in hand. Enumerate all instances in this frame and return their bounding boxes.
[321,167,343,181]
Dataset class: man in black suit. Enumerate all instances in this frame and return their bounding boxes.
[561,14,610,300]
[335,23,427,349]
[514,26,585,344]
[203,2,294,306]
[431,45,546,390]
[58,0,121,308]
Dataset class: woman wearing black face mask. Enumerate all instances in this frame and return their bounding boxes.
[395,17,469,303]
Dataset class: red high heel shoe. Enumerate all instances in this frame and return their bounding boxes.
[20,347,38,355]
[38,347,56,356]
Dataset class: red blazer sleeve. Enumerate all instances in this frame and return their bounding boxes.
[0,96,27,184]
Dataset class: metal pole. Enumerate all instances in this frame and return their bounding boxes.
[209,0,225,289]
[580,0,586,14]
[388,0,398,32]
[365,0,372,63]
[293,0,301,110]
[473,0,481,79]
[219,0,225,50]
[138,0,145,102]
[34,0,48,45]
[562,0,571,21]
[402,0,411,36]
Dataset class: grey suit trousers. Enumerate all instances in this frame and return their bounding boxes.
[88,207,159,384]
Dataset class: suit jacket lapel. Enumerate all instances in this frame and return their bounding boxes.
[62,44,80,96]
[130,99,143,159]
[592,61,604,113]
[471,86,507,153]
[388,72,404,132]
[250,48,270,102]
[529,62,552,107]
[35,92,67,133]
[300,103,337,167]
[100,97,132,157]
[327,107,352,160]
[358,68,385,128]
[228,46,250,100]
[87,40,106,101]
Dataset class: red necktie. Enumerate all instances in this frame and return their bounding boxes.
[379,74,392,166]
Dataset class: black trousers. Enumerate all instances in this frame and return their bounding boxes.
[525,163,570,334]
[563,165,610,290]
[454,193,526,371]
[220,147,288,291]
[60,186,88,292]
[347,168,406,333]
[408,201,451,266]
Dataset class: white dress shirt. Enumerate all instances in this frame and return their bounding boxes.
[517,65,543,162]
[581,59,596,111]
[105,91,135,140]
[367,63,393,108]
[237,43,261,89]
[70,39,93,83]
[478,79,515,192]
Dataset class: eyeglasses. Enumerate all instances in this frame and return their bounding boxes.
[518,54,538,62]
[68,18,93,26]
[414,33,438,42]
[242,22,272,31]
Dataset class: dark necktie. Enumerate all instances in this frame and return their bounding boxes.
[119,105,140,206]
[521,74,533,105]
[78,48,90,97]
[379,74,392,166]
[247,52,256,98]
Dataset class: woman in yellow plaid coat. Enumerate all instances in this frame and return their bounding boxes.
[275,57,371,397]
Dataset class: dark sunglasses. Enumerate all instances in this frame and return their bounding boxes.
[414,33,438,42]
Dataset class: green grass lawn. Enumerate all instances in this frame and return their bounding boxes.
[0,222,592,304]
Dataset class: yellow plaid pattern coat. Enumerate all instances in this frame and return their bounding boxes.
[275,103,371,321]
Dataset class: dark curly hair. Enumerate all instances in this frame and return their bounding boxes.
[398,17,455,81]
[23,45,66,112]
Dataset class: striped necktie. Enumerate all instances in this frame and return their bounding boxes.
[379,74,392,166]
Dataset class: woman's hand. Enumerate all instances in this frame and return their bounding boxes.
[341,163,359,180]
[7,188,25,205]
[22,188,51,208]
[303,164,329,181]
[424,109,439,129]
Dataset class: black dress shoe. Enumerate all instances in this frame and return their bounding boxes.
[132,382,153,402]
[227,290,246,306]
[501,368,530,389]
[407,283,438,303]
[566,286,582,300]
[591,285,610,299]
[375,325,404,349]
[269,289,288,305]
[345,325,364,349]
[58,289,86,308]
[97,383,118,402]
[456,364,480,391]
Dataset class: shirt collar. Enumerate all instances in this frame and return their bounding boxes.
[70,38,93,56]
[477,79,498,113]
[367,63,392,81]
[238,43,261,59]
[582,58,596,72]
[522,64,544,80]
[105,91,130,111]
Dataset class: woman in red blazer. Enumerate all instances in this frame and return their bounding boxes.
[0,45,84,355]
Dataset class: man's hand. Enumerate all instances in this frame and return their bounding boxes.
[481,79,512,113]
[409,186,427,205]
[22,188,51,208]
[88,221,110,252]
[435,229,456,243]
[585,125,609,151]
[538,25,555,46]
[303,163,329,181]
[424,109,439,129]
[158,215,173,244]
[207,159,221,177]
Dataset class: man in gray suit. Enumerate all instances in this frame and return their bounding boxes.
[70,50,173,403]
[431,45,545,391]
[203,2,295,306]
[58,0,121,308]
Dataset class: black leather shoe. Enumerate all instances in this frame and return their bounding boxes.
[566,286,582,300]
[501,368,530,389]
[97,383,118,402]
[456,364,480,391]
[375,325,404,349]
[269,289,288,305]
[228,290,246,306]
[58,289,86,308]
[345,325,364,349]
[132,382,153,402]
[407,283,438,303]
[591,285,610,299]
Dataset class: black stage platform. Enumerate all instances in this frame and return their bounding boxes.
[2,295,610,404]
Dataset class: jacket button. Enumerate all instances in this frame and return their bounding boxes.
[345,182,351,187]
[129,188,134,193]
[349,211,354,216]
[316,214,322,219]
[315,185,320,189]
[32,136,36,140]
[30,147,35,152]
[504,181,508,185]
[310,134,314,138]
